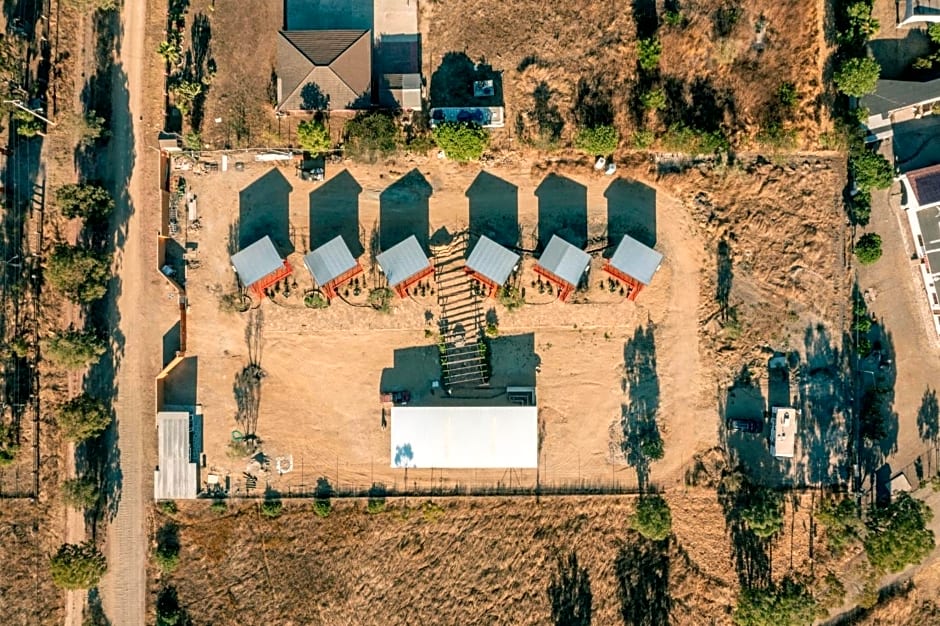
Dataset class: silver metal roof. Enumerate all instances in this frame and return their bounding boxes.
[376,235,430,287]
[466,235,519,286]
[303,235,358,286]
[154,411,198,500]
[231,235,284,287]
[609,234,663,285]
[537,235,590,287]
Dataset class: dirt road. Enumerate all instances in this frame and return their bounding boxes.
[96,0,154,622]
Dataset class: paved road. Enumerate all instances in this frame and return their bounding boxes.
[97,0,150,623]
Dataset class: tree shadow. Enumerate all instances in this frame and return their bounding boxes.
[467,171,519,249]
[574,75,614,129]
[716,239,732,320]
[721,365,783,486]
[615,534,671,625]
[233,310,264,441]
[84,588,111,626]
[620,322,661,491]
[379,168,431,253]
[309,169,364,257]
[535,174,587,251]
[238,168,294,255]
[429,51,503,109]
[718,474,773,589]
[300,82,331,112]
[518,82,564,147]
[547,551,592,626]
[631,0,659,39]
[155,585,192,626]
[917,388,939,446]
[604,178,657,252]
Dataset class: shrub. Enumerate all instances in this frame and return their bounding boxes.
[313,498,331,518]
[776,82,799,110]
[260,498,283,519]
[154,523,181,573]
[732,577,817,626]
[833,57,880,97]
[345,112,400,161]
[864,493,935,573]
[43,330,107,370]
[738,487,783,538]
[850,148,893,191]
[46,244,111,303]
[633,129,655,149]
[367,498,386,514]
[56,183,114,221]
[368,287,393,313]
[854,232,882,265]
[497,286,524,310]
[0,423,18,466]
[296,119,331,155]
[61,477,99,509]
[13,109,43,137]
[640,87,667,111]
[210,499,227,513]
[630,495,672,541]
[636,38,662,72]
[304,292,329,309]
[49,542,107,589]
[56,393,111,442]
[159,500,178,515]
[432,121,489,161]
[849,189,872,226]
[661,123,729,153]
[664,10,687,27]
[838,2,879,47]
[422,500,445,522]
[816,496,862,554]
[575,124,619,155]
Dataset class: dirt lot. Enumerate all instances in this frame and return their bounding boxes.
[155,491,818,625]
[0,501,65,625]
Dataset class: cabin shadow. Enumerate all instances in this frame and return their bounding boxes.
[162,321,182,367]
[163,356,198,408]
[309,169,364,257]
[429,51,504,109]
[604,178,657,251]
[467,171,519,249]
[238,168,293,255]
[535,174,587,251]
[379,168,431,253]
[615,535,671,625]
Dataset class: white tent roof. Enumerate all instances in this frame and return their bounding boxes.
[390,406,538,468]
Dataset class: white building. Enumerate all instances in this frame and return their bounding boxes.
[860,78,940,142]
[770,406,798,459]
[899,164,940,336]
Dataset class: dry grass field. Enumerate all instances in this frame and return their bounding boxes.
[154,491,820,626]
[0,501,65,625]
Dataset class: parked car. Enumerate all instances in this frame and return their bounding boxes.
[728,418,762,433]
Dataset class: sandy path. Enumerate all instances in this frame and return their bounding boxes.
[97,0,151,623]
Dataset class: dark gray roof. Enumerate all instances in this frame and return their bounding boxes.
[154,411,198,500]
[466,235,519,286]
[861,78,940,118]
[277,30,371,111]
[908,163,940,207]
[917,205,940,275]
[537,235,591,287]
[376,235,430,287]
[231,236,285,287]
[303,235,358,286]
[609,234,663,285]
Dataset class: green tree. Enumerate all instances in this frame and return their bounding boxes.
[61,476,99,509]
[816,496,862,554]
[56,393,111,442]
[49,542,107,589]
[839,3,879,47]
[630,495,672,541]
[171,80,203,116]
[156,41,181,66]
[575,125,620,155]
[733,577,817,626]
[850,148,893,191]
[43,329,107,370]
[0,422,18,466]
[640,87,667,111]
[637,38,662,72]
[13,109,43,137]
[739,487,784,538]
[833,57,880,97]
[433,121,489,161]
[865,493,935,572]
[345,112,400,161]
[854,232,883,265]
[260,498,283,518]
[154,523,181,573]
[55,183,114,221]
[46,244,111,303]
[296,119,331,154]
[849,189,872,226]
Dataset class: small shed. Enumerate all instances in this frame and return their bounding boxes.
[303,235,362,299]
[157,131,181,153]
[154,411,198,500]
[603,234,664,301]
[375,234,434,297]
[465,235,520,297]
[534,235,591,301]
[231,235,292,296]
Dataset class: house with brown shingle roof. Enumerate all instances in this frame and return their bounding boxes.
[276,30,372,112]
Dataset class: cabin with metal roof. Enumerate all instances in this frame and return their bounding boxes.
[154,411,199,500]
[603,234,664,301]
[464,235,520,297]
[303,235,362,299]
[534,235,591,301]
[375,234,433,297]
[231,235,292,296]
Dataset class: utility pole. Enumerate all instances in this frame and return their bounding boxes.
[3,99,56,126]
